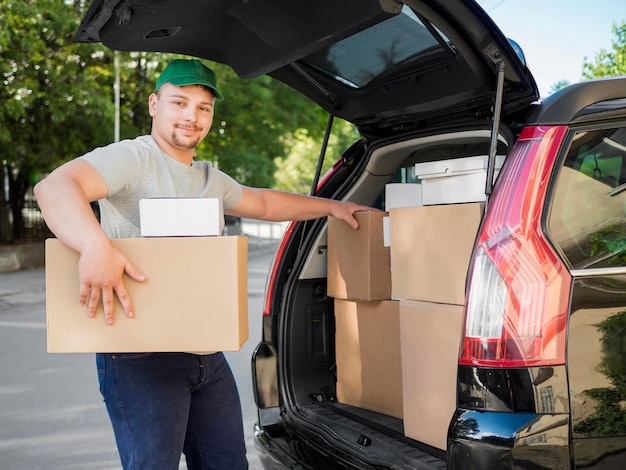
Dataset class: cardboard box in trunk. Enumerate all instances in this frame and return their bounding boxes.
[400,300,465,450]
[334,299,403,419]
[327,212,391,301]
[45,236,248,353]
[389,203,484,305]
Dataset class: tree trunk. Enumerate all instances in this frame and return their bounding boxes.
[8,165,28,241]
[0,164,12,243]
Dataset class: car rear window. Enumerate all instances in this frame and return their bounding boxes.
[301,5,452,88]
[548,126,626,269]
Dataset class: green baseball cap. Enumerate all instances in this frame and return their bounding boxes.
[156,59,224,100]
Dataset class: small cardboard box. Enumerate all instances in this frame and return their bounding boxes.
[400,300,464,450]
[45,236,248,353]
[335,299,403,418]
[389,203,484,305]
[327,212,391,301]
[139,198,220,237]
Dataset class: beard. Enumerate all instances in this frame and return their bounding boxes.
[171,127,203,149]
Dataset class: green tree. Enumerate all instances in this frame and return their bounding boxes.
[582,22,626,79]
[274,120,359,194]
[0,0,115,241]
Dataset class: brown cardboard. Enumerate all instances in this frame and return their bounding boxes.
[45,236,248,353]
[334,299,403,419]
[389,203,484,305]
[327,212,391,301]
[400,300,464,450]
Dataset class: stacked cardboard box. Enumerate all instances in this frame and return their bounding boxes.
[334,299,403,419]
[327,195,485,451]
[389,203,484,304]
[327,212,403,418]
[389,202,483,450]
[327,211,391,301]
[45,198,249,354]
[45,236,248,353]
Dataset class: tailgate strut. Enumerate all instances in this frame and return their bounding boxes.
[310,114,334,196]
[485,60,505,206]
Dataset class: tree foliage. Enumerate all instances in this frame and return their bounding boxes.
[274,120,360,195]
[0,0,115,240]
[582,22,626,79]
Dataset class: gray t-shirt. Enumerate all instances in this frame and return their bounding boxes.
[80,135,243,238]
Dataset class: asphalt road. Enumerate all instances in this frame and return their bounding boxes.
[0,242,279,470]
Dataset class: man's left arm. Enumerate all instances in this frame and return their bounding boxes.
[227,186,379,230]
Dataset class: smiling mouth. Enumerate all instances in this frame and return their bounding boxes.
[177,124,201,131]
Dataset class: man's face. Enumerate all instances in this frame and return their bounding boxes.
[149,83,216,152]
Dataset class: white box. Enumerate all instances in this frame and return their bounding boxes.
[383,216,391,247]
[384,183,422,210]
[415,155,505,178]
[415,155,505,205]
[140,198,220,237]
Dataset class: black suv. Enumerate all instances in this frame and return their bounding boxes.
[77,1,626,468]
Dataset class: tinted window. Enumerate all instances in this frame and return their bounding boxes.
[302,5,452,88]
[548,126,626,269]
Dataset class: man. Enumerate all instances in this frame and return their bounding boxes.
[34,59,374,469]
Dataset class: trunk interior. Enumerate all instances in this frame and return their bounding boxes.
[273,124,512,467]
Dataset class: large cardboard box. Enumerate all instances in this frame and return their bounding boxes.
[400,300,464,450]
[327,212,391,301]
[389,203,483,305]
[45,236,248,353]
[334,299,403,419]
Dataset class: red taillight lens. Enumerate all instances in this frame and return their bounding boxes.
[460,126,572,368]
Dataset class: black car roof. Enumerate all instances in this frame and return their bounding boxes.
[75,0,539,129]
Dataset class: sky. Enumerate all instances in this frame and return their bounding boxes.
[477,0,625,98]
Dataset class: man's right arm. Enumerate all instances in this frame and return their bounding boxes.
[34,159,145,324]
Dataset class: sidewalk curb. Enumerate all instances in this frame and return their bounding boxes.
[0,242,45,273]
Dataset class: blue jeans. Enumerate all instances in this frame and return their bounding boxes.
[96,352,248,470]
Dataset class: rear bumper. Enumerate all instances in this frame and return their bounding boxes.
[254,424,295,470]
[254,422,352,470]
[448,409,571,470]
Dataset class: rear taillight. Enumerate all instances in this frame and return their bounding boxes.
[460,126,572,368]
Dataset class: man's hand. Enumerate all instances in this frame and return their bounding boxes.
[78,241,146,325]
[329,201,383,230]
[229,186,381,230]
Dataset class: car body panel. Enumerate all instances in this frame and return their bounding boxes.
[568,275,626,469]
